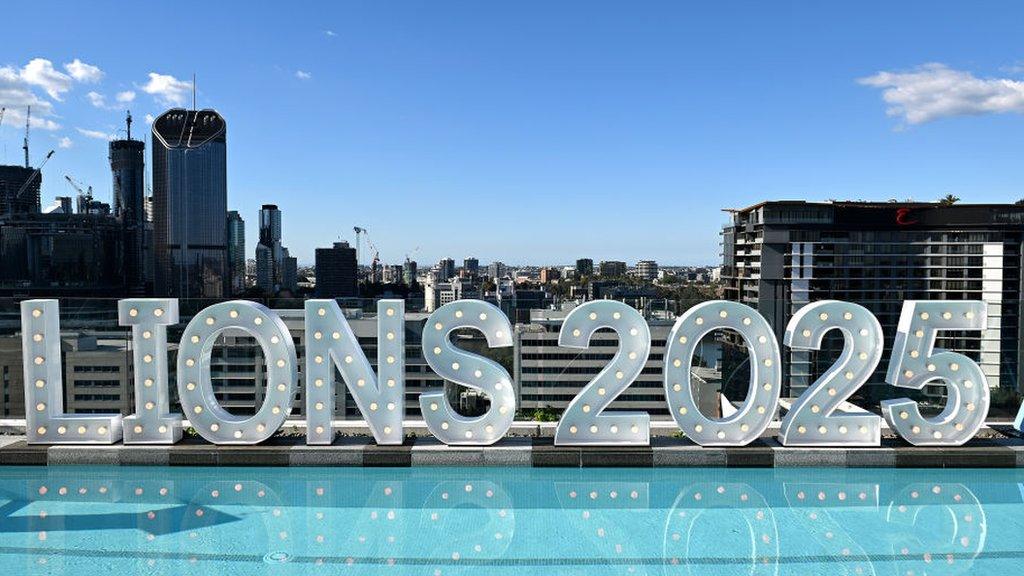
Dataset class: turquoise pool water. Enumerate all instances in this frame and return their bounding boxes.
[1,466,1023,575]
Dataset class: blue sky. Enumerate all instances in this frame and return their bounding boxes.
[1,1,1022,266]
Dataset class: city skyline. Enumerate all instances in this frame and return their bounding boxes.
[1,1,1023,265]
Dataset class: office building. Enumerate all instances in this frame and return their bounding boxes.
[636,260,658,281]
[0,212,125,296]
[722,200,1024,400]
[599,260,627,277]
[488,261,507,280]
[438,258,455,281]
[151,108,229,299]
[463,257,479,277]
[315,241,358,298]
[576,258,594,277]
[227,211,246,294]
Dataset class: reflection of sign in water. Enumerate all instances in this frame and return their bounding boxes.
[18,296,1018,448]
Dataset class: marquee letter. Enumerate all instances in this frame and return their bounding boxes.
[120,299,183,444]
[554,300,651,445]
[881,301,989,445]
[420,300,514,445]
[177,301,297,444]
[21,299,123,444]
[304,299,405,445]
[663,300,781,445]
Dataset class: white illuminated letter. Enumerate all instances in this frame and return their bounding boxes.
[779,300,883,446]
[21,299,122,444]
[120,298,182,444]
[304,299,405,445]
[420,300,514,445]
[881,301,989,446]
[177,301,297,444]
[663,300,781,445]
[554,300,651,445]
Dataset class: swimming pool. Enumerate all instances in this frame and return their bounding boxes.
[0,466,1022,575]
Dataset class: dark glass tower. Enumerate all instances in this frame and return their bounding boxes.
[110,118,146,295]
[226,210,246,295]
[151,109,228,299]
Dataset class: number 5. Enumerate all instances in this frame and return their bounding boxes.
[881,301,989,446]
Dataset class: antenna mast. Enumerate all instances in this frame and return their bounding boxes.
[23,106,30,168]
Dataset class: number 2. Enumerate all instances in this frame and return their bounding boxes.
[554,300,651,445]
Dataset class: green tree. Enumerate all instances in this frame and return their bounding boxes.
[938,194,960,206]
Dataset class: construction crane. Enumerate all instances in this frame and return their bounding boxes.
[64,175,94,200]
[23,106,30,168]
[405,245,420,263]
[13,149,54,201]
[364,233,381,283]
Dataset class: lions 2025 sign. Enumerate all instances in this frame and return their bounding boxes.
[20,297,1015,448]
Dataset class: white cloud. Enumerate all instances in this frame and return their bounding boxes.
[144,113,154,124]
[63,59,103,83]
[324,30,337,37]
[116,90,136,103]
[19,58,72,100]
[58,136,73,149]
[859,63,1024,125]
[295,70,312,80]
[76,127,112,140]
[0,65,59,129]
[86,90,106,108]
[141,72,192,106]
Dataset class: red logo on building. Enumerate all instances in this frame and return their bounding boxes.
[895,208,918,226]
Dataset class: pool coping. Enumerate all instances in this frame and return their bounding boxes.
[2,426,1024,467]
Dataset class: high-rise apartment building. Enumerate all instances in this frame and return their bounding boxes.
[635,260,658,281]
[226,211,246,294]
[316,241,358,298]
[151,109,229,299]
[463,257,479,277]
[721,201,1024,400]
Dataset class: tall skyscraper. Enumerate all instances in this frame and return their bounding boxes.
[316,241,358,298]
[255,204,295,294]
[575,258,594,277]
[109,113,146,295]
[721,200,1024,400]
[226,210,246,294]
[151,109,228,299]
[438,258,455,281]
